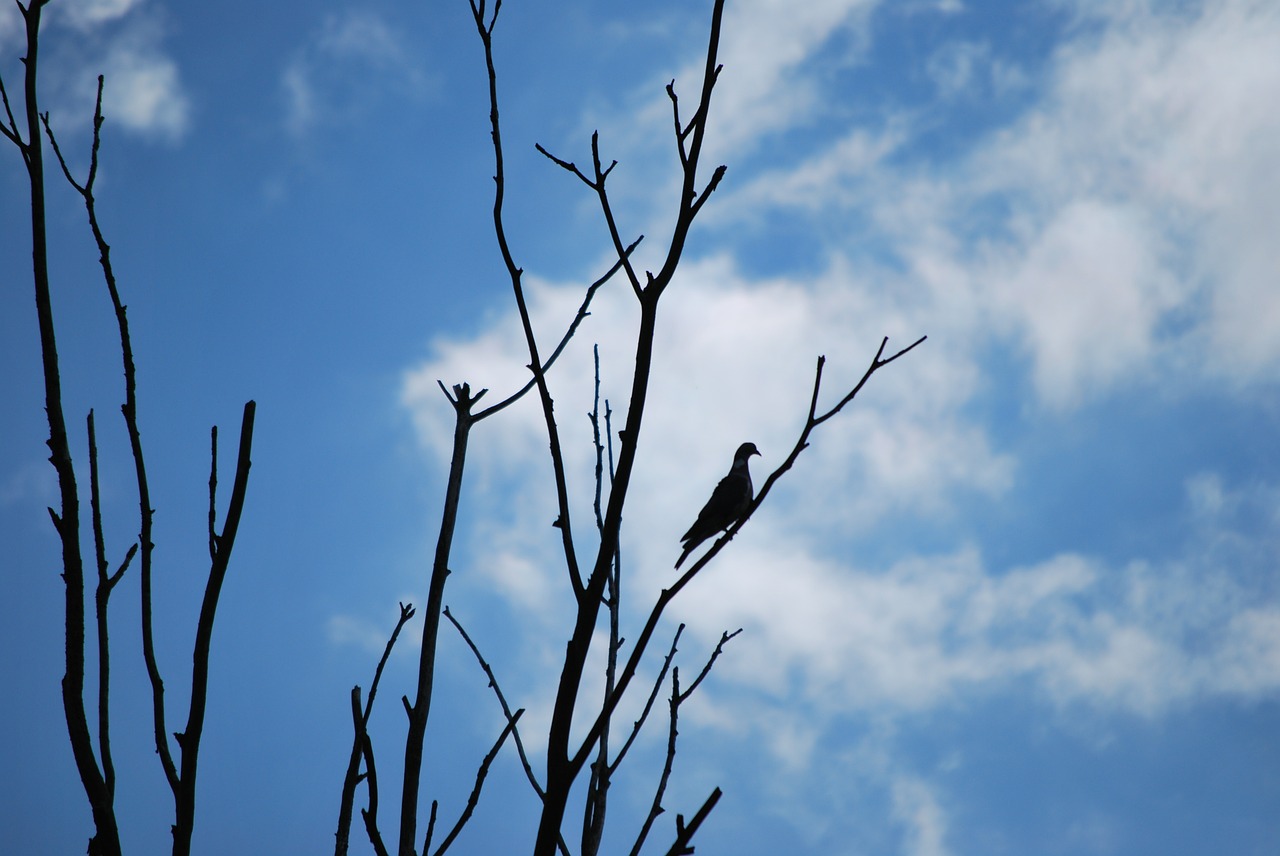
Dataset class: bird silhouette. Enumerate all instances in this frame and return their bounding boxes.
[675,442,760,569]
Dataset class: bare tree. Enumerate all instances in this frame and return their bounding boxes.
[2,4,256,855]
[337,2,924,856]
[7,0,922,853]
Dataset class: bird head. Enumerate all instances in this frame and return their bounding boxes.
[736,442,761,461]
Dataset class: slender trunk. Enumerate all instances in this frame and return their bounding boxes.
[533,303,659,856]
[400,392,475,856]
[18,3,121,853]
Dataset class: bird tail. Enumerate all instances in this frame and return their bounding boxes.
[674,546,693,569]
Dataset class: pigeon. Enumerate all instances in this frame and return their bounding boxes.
[674,442,760,569]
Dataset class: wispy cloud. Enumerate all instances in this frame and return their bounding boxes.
[669,472,1280,759]
[281,9,432,137]
[396,0,1280,741]
[55,0,146,30]
[703,0,1280,407]
[892,774,953,856]
[0,460,56,510]
[23,4,190,142]
[98,25,188,140]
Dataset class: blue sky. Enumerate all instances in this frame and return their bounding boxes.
[2,0,1278,854]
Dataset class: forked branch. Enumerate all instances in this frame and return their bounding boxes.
[337,602,416,856]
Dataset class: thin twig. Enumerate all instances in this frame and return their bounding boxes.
[399,384,479,855]
[662,788,722,856]
[467,0,584,601]
[583,351,621,856]
[423,801,439,856]
[474,237,641,422]
[628,668,682,856]
[45,76,180,801]
[336,603,416,856]
[87,412,119,800]
[360,729,391,856]
[680,629,740,702]
[609,628,682,778]
[443,607,542,798]
[429,711,522,856]
[0,71,23,146]
[628,629,736,856]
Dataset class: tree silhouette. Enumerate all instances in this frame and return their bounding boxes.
[4,1,923,854]
[3,5,255,855]
[335,2,924,856]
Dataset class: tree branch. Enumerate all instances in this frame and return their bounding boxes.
[173,400,256,856]
[87,411,125,802]
[536,3,731,851]
[468,0,585,601]
[361,728,392,856]
[337,602,416,856]
[399,384,478,856]
[14,8,120,851]
[628,629,736,856]
[662,788,722,856]
[608,628,682,779]
[474,237,641,422]
[444,607,542,799]
[428,711,521,856]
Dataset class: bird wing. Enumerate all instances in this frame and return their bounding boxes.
[680,470,750,545]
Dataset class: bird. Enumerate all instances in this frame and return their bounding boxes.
[674,442,760,569]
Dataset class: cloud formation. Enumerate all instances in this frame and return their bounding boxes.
[710,0,1280,407]
[281,9,431,136]
[12,3,191,141]
[392,2,1280,754]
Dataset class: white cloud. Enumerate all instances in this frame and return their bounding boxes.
[986,199,1184,408]
[925,40,987,97]
[703,0,1280,406]
[282,10,431,137]
[595,0,883,186]
[31,6,190,142]
[395,0,1280,788]
[926,39,1029,100]
[684,537,1279,719]
[723,122,910,213]
[972,0,1280,396]
[401,256,1002,564]
[57,0,145,30]
[99,33,188,140]
[892,775,952,856]
[327,597,423,657]
[281,59,317,137]
[0,461,56,509]
[0,5,20,48]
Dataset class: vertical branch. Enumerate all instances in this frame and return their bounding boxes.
[536,2,730,850]
[581,348,618,856]
[172,400,256,856]
[85,411,112,795]
[399,383,484,856]
[6,4,121,853]
[628,668,682,856]
[86,412,133,803]
[467,0,583,598]
[628,629,736,856]
[43,73,177,797]
[337,602,416,856]
[361,732,392,856]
